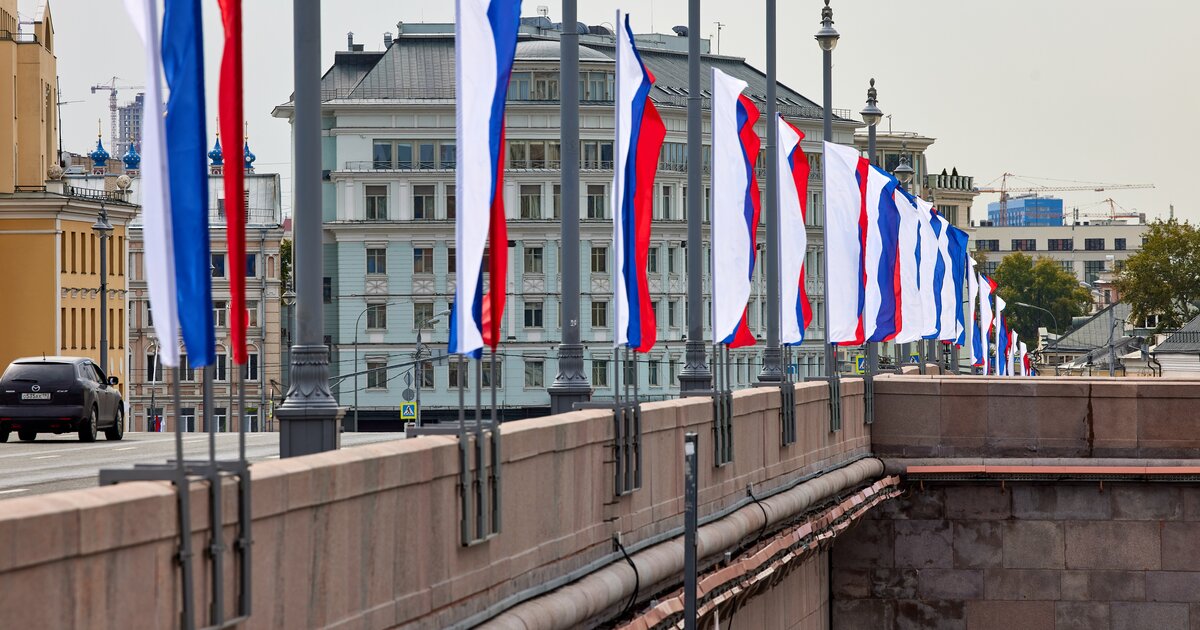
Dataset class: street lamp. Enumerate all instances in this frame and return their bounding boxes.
[281,279,296,400]
[91,205,114,379]
[815,0,839,380]
[352,301,398,432]
[893,150,915,186]
[1013,301,1060,374]
[414,308,451,429]
[814,0,840,51]
[861,79,883,376]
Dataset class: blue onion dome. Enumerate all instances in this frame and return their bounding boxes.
[89,137,110,168]
[123,142,141,171]
[208,136,224,166]
[243,140,256,170]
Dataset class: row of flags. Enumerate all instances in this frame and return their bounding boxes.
[123,0,248,371]
[447,3,1037,377]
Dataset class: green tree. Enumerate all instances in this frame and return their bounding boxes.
[280,238,292,297]
[992,252,1092,341]
[1115,219,1200,331]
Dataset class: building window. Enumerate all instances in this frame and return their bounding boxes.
[1114,238,1127,251]
[395,141,413,169]
[524,301,544,328]
[417,142,436,169]
[366,303,387,330]
[1084,260,1106,284]
[211,253,225,278]
[365,185,388,220]
[591,300,608,328]
[243,353,260,381]
[648,247,659,274]
[659,185,673,220]
[366,359,388,389]
[592,359,609,387]
[586,184,607,219]
[449,360,468,388]
[244,253,257,278]
[1058,260,1075,273]
[413,247,434,274]
[1084,238,1105,251]
[552,185,561,219]
[648,359,660,386]
[372,141,393,168]
[669,358,679,384]
[669,300,678,327]
[524,360,544,388]
[481,361,502,388]
[591,246,608,273]
[414,302,434,328]
[446,185,456,220]
[623,361,635,386]
[213,301,227,328]
[447,247,456,273]
[146,353,163,382]
[323,277,333,303]
[1011,239,1036,252]
[668,246,678,274]
[180,354,194,382]
[246,300,259,328]
[524,246,544,274]
[420,361,434,388]
[216,354,228,382]
[520,184,542,219]
[366,248,387,274]
[976,239,999,252]
[1048,238,1073,251]
[982,261,999,276]
[413,185,436,220]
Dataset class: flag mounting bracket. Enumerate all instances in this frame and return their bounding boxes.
[576,347,643,497]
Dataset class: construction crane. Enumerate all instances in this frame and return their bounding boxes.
[976,173,1154,225]
[90,76,144,152]
[1072,198,1145,224]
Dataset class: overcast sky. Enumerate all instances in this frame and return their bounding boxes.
[36,0,1200,222]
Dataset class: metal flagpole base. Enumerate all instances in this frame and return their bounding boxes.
[277,344,344,457]
[548,342,592,414]
[757,346,784,383]
[678,339,712,393]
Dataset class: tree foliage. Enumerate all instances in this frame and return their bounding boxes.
[280,238,292,297]
[992,252,1092,341]
[1115,219,1200,331]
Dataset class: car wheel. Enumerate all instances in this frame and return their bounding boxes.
[104,409,124,441]
[79,407,98,443]
[18,429,36,442]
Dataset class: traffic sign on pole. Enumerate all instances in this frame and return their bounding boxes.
[400,402,417,421]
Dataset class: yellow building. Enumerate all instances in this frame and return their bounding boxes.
[0,0,135,389]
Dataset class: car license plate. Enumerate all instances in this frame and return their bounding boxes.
[21,393,50,400]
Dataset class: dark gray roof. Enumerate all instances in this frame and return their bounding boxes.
[1050,302,1131,353]
[308,33,846,121]
[1153,313,1200,354]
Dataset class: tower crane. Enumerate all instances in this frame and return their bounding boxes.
[975,173,1154,224]
[90,77,144,151]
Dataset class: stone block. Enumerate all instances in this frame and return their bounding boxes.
[833,520,894,569]
[832,568,870,599]
[918,568,985,600]
[895,599,967,630]
[1146,571,1200,603]
[1066,521,1161,570]
[944,486,1012,520]
[953,520,1004,569]
[1110,602,1189,630]
[832,599,893,628]
[1182,488,1200,522]
[984,568,1061,601]
[965,600,1054,630]
[894,520,953,569]
[870,568,920,599]
[1013,485,1112,521]
[1059,571,1089,601]
[1055,602,1110,630]
[1087,570,1146,601]
[1111,484,1183,521]
[1162,522,1200,571]
[1002,521,1065,569]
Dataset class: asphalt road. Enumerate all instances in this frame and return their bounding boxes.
[0,431,406,498]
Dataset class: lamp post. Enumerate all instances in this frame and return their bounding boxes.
[415,309,451,428]
[353,301,398,432]
[815,0,839,378]
[860,79,883,375]
[680,0,712,392]
[1013,301,1059,375]
[92,206,114,377]
[892,151,916,369]
[281,281,296,399]
[758,0,783,384]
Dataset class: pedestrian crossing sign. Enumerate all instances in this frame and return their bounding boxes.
[909,354,921,364]
[401,403,417,421]
[854,355,866,374]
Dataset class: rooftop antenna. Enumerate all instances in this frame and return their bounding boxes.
[714,21,725,54]
[1170,204,1175,220]
[537,5,548,18]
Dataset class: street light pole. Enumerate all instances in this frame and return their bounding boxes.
[860,80,883,375]
[759,0,782,384]
[892,150,916,370]
[278,0,342,457]
[680,0,712,392]
[92,206,113,377]
[414,309,450,428]
[549,0,592,412]
[815,0,840,378]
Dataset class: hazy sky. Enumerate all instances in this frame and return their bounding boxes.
[37,0,1200,222]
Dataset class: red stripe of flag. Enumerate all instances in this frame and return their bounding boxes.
[633,97,665,352]
[218,0,246,364]
[481,125,509,349]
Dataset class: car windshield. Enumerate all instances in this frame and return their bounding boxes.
[2,363,76,387]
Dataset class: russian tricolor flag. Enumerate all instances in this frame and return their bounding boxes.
[892,187,928,344]
[710,68,760,348]
[823,141,869,345]
[778,115,812,346]
[978,274,997,374]
[449,0,521,357]
[946,223,970,346]
[995,296,1008,375]
[915,197,940,341]
[613,13,664,353]
[123,0,179,367]
[862,165,901,343]
[967,258,981,367]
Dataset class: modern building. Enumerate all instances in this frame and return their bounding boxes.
[986,195,1064,226]
[115,92,144,160]
[0,0,136,392]
[970,221,1148,285]
[273,21,870,426]
[116,139,286,432]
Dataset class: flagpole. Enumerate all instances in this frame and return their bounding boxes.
[278,0,342,456]
[758,0,783,384]
[680,0,712,392]
[548,0,592,412]
[815,0,839,379]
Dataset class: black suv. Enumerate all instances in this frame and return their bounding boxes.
[0,357,125,442]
